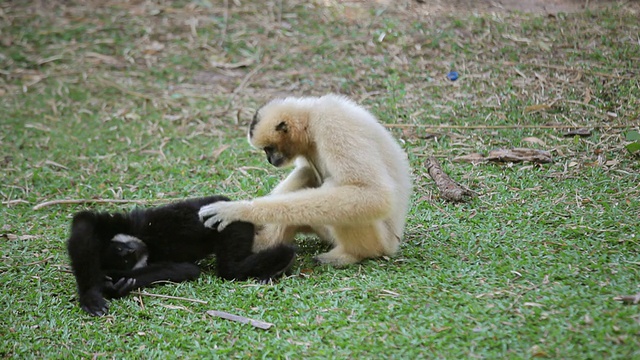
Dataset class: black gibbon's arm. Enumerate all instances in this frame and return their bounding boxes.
[104,262,201,298]
[67,212,114,316]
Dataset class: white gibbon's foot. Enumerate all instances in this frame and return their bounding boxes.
[313,247,359,267]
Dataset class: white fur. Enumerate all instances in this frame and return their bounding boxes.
[199,94,412,266]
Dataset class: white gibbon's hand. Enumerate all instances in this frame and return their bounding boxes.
[199,201,250,231]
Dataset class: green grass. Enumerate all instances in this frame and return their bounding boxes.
[1,1,639,358]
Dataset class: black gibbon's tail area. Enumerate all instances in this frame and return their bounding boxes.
[67,196,295,316]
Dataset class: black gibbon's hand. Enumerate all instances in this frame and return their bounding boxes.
[112,278,137,297]
[79,287,109,317]
[102,275,137,298]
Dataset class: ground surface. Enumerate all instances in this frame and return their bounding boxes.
[1,0,639,358]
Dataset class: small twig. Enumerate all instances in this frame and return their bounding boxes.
[23,256,54,267]
[131,291,208,304]
[207,310,274,330]
[2,199,29,206]
[135,292,146,311]
[33,198,152,210]
[425,156,475,202]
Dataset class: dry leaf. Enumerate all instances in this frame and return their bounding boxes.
[524,104,552,113]
[503,34,531,44]
[85,52,125,67]
[160,304,189,311]
[583,314,594,325]
[144,41,165,55]
[431,326,451,333]
[44,160,69,170]
[5,234,38,240]
[536,41,551,52]
[583,88,592,104]
[521,137,547,147]
[613,292,640,304]
[379,289,401,297]
[530,345,549,358]
[210,144,230,162]
[210,59,254,69]
[523,302,545,307]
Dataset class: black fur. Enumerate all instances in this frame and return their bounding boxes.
[67,196,295,316]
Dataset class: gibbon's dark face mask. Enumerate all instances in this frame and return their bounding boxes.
[104,239,148,271]
[264,146,287,167]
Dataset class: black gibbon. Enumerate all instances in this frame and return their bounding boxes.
[67,196,295,316]
[199,94,412,267]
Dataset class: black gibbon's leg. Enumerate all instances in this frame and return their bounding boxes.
[236,245,296,282]
[104,262,201,298]
[215,221,296,281]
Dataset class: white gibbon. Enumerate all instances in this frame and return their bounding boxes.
[199,94,412,266]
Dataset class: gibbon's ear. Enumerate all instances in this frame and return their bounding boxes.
[275,121,288,133]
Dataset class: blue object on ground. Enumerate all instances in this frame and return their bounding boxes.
[447,71,459,81]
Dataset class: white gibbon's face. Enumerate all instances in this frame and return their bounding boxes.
[248,107,296,168]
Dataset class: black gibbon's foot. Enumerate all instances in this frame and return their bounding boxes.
[263,245,297,281]
[257,246,297,283]
[79,288,109,317]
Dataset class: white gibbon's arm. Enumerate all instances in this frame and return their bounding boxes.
[270,164,319,195]
[199,184,392,231]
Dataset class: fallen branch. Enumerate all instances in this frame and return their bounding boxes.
[454,148,552,164]
[486,148,552,163]
[207,310,274,330]
[613,293,640,305]
[425,156,475,203]
[131,291,208,304]
[33,198,152,210]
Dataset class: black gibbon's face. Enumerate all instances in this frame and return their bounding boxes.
[104,235,148,271]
